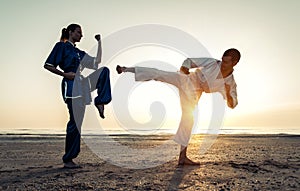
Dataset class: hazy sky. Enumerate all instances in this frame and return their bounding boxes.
[0,0,299,133]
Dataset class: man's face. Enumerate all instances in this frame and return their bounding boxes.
[222,56,237,67]
[69,27,83,42]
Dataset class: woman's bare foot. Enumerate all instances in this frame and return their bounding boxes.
[178,156,200,166]
[63,160,81,169]
[95,104,105,119]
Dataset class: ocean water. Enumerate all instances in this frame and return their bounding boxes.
[0,126,299,136]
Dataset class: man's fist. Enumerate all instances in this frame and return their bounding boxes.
[180,66,190,75]
[95,34,101,41]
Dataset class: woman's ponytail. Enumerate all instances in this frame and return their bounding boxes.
[60,28,68,42]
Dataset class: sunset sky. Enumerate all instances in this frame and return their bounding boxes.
[0,0,299,134]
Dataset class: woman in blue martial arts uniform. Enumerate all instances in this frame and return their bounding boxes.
[44,24,112,168]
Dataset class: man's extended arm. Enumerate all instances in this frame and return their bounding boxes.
[180,58,217,74]
[179,58,198,74]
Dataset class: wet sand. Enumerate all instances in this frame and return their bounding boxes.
[0,134,299,190]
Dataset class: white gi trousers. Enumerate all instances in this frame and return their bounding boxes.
[135,67,204,146]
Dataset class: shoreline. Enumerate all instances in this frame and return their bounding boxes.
[1,126,299,137]
[0,133,300,140]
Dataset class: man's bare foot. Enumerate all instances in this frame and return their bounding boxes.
[116,65,126,74]
[178,157,200,166]
[95,104,105,119]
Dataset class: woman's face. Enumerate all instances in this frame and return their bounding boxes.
[69,27,83,43]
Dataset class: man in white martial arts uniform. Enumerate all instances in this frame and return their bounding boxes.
[116,48,240,165]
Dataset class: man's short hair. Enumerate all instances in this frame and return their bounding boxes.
[223,48,241,63]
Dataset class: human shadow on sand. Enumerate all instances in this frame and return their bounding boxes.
[0,165,91,186]
[167,165,199,190]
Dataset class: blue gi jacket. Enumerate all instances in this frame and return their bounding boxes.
[45,41,97,104]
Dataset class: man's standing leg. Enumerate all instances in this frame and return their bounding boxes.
[174,90,201,165]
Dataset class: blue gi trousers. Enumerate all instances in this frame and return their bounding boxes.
[62,67,112,163]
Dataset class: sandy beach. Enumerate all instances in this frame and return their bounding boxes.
[0,134,299,191]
